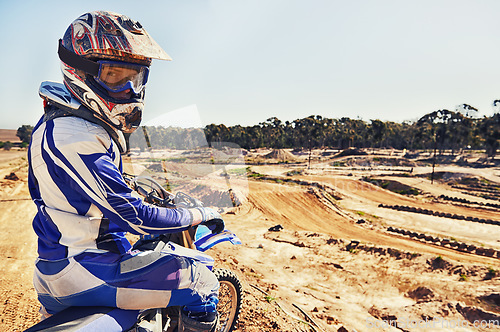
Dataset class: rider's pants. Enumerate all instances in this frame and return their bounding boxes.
[33,249,219,315]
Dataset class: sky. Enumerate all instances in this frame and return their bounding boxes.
[2,0,500,129]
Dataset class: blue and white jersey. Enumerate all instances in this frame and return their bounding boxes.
[29,115,194,260]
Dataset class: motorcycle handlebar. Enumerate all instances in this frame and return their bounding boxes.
[123,173,203,209]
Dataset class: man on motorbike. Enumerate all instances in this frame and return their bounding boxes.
[28,11,223,332]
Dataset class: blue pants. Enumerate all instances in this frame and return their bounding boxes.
[33,249,219,315]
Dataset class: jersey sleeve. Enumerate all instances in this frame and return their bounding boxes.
[45,120,194,235]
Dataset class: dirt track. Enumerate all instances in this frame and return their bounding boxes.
[245,175,500,265]
[221,179,500,331]
[0,151,39,331]
[1,150,499,331]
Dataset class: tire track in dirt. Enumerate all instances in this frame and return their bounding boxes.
[240,180,499,265]
[312,176,500,221]
[0,287,40,331]
[0,199,39,331]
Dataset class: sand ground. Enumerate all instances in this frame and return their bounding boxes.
[0,148,499,332]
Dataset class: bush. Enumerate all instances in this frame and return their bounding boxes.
[2,141,12,150]
[485,267,498,280]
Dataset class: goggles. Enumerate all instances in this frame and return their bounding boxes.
[94,60,149,94]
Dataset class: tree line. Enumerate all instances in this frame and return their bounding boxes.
[11,105,500,158]
[203,106,500,158]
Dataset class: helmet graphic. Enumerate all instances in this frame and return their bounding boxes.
[58,11,171,135]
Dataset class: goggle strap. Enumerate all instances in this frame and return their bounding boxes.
[58,39,99,76]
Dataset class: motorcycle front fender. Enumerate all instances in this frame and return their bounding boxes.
[194,226,242,252]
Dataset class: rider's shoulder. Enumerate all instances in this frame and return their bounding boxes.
[50,117,112,151]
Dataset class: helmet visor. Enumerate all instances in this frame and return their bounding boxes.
[96,61,149,94]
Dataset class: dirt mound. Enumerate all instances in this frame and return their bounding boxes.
[417,171,475,182]
[4,172,19,181]
[263,149,296,161]
[456,302,500,324]
[335,147,367,157]
[238,181,347,234]
[407,286,435,302]
[363,177,420,195]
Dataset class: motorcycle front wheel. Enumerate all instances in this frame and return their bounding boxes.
[213,268,242,332]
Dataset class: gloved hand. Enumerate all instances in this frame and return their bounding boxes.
[196,207,225,234]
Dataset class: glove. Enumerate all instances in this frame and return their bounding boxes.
[197,207,225,234]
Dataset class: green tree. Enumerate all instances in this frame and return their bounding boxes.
[16,125,34,144]
[368,119,386,148]
[479,113,500,159]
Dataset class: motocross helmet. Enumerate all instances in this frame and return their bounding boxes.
[58,11,171,138]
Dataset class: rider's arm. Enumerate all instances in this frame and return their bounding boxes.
[50,125,200,235]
